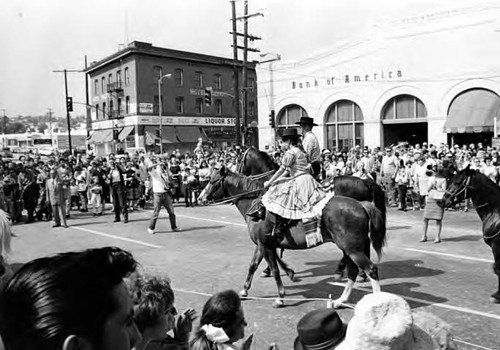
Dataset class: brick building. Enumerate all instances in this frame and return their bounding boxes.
[85,41,258,155]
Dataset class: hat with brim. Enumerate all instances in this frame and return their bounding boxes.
[293,309,346,350]
[336,292,434,350]
[295,116,318,126]
[281,128,301,140]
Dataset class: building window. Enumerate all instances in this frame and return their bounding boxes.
[109,100,114,117]
[101,77,105,93]
[116,70,121,83]
[277,104,308,127]
[215,99,222,115]
[175,97,184,113]
[195,98,203,114]
[214,74,222,90]
[117,98,122,116]
[325,100,364,151]
[102,102,106,118]
[194,71,203,88]
[108,74,113,85]
[125,96,130,114]
[153,66,162,83]
[95,104,99,120]
[124,67,130,85]
[154,95,163,114]
[248,77,255,92]
[94,79,99,95]
[382,95,427,120]
[248,101,255,117]
[174,69,184,86]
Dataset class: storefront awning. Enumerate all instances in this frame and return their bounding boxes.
[144,126,177,143]
[118,125,135,142]
[444,89,500,133]
[176,126,209,143]
[89,129,113,144]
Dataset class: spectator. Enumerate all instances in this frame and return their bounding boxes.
[190,290,252,350]
[380,148,399,207]
[0,247,142,350]
[294,309,346,350]
[89,176,103,216]
[46,168,68,228]
[395,159,410,211]
[109,159,129,223]
[420,166,446,243]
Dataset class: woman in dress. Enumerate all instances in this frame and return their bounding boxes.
[420,166,446,243]
[124,162,141,210]
[262,128,331,242]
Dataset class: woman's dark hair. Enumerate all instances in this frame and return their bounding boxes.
[282,135,301,146]
[190,290,242,350]
[0,247,137,350]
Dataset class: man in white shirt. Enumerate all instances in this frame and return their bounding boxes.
[147,161,181,234]
[380,148,399,206]
[296,116,321,180]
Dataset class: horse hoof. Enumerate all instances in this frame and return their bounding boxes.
[332,299,344,309]
[490,292,500,304]
[272,299,284,308]
[332,273,346,282]
[239,290,248,298]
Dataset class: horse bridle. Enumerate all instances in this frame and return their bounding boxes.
[205,171,263,206]
[445,176,471,203]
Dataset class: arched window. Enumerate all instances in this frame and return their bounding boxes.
[101,77,105,93]
[214,74,222,90]
[382,94,427,120]
[124,67,130,85]
[277,104,308,128]
[325,100,364,151]
[117,98,122,116]
[153,66,163,83]
[175,69,184,86]
[95,104,99,120]
[125,96,130,114]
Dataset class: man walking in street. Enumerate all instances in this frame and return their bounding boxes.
[380,147,399,207]
[296,116,321,180]
[46,168,68,228]
[147,161,181,234]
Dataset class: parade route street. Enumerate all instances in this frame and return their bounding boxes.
[9,204,500,350]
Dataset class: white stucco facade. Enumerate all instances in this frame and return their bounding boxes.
[257,5,500,151]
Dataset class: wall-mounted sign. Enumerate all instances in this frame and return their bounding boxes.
[139,103,154,113]
[291,70,403,90]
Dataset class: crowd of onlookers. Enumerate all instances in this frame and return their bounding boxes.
[0,246,458,350]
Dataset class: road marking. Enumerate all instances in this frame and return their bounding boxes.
[329,282,500,321]
[176,214,247,227]
[70,226,163,249]
[401,247,494,263]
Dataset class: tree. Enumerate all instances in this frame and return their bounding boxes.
[37,122,48,134]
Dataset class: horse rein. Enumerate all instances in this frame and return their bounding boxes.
[445,176,471,203]
[205,173,264,206]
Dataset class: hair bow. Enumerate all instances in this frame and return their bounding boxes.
[201,324,230,344]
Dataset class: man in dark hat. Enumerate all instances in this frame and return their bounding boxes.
[296,116,321,180]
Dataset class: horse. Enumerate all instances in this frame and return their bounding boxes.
[0,209,13,287]
[442,166,500,303]
[238,147,386,277]
[199,166,386,307]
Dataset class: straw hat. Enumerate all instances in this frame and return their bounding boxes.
[336,292,434,350]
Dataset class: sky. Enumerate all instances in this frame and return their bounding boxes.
[0,0,495,119]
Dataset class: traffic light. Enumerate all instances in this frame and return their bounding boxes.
[269,110,276,128]
[66,97,73,112]
[154,129,160,138]
[204,87,213,106]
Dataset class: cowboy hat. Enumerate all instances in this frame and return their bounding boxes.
[336,292,434,350]
[294,309,346,350]
[281,128,301,139]
[295,116,318,126]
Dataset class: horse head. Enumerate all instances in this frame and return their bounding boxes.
[198,165,229,203]
[442,165,474,208]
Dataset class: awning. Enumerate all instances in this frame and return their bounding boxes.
[144,126,177,143]
[118,125,135,142]
[175,126,208,143]
[145,131,156,146]
[444,89,500,133]
[88,129,113,144]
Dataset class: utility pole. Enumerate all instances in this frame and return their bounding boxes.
[231,0,241,147]
[53,68,81,155]
[230,0,262,146]
[85,55,91,138]
[47,108,53,146]
[0,109,6,149]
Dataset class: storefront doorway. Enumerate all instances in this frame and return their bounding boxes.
[383,122,428,147]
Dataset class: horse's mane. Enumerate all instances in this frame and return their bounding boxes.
[470,170,500,209]
[225,170,263,194]
[247,147,279,171]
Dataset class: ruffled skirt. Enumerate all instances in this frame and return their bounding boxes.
[262,174,334,220]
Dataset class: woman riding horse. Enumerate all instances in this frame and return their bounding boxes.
[261,128,332,243]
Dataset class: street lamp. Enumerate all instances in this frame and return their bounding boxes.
[258,53,281,148]
[158,73,172,154]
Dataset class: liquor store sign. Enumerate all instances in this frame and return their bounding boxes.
[137,115,236,126]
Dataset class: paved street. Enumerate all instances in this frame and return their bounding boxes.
[8,203,499,350]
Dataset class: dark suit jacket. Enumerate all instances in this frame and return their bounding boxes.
[46,178,65,205]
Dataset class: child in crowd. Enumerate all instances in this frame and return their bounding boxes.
[69,179,80,210]
[89,176,103,216]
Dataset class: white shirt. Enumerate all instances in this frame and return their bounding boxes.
[302,131,320,163]
[149,167,170,193]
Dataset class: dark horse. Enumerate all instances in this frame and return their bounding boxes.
[199,166,386,307]
[238,147,386,277]
[442,166,500,303]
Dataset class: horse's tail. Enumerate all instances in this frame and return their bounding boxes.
[0,209,12,258]
[360,201,386,260]
[363,178,387,225]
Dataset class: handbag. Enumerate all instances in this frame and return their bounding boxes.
[428,189,444,201]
